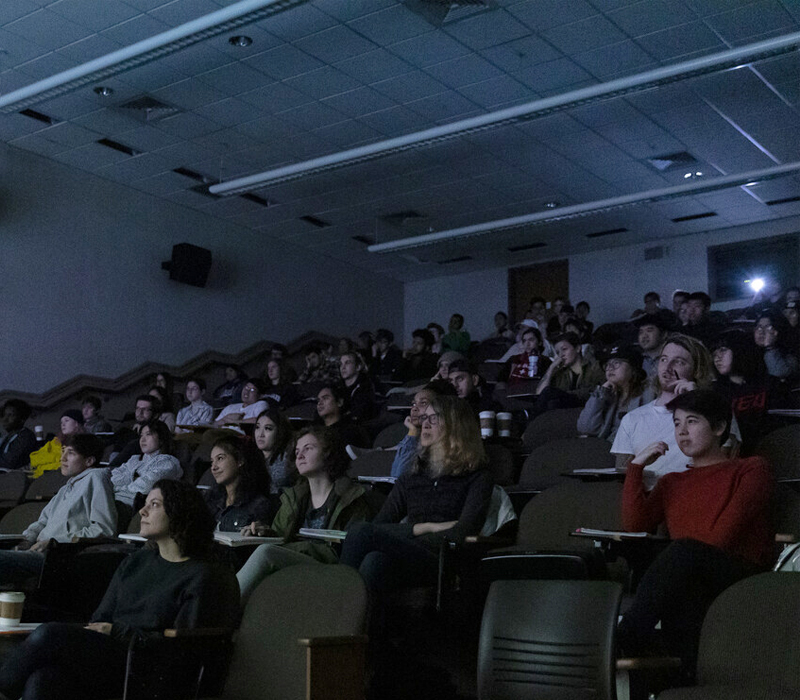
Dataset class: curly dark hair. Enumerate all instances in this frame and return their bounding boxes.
[292,425,349,481]
[140,419,173,455]
[152,479,215,559]
[208,436,270,505]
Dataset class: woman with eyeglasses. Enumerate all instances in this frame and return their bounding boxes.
[577,346,655,442]
[753,309,799,380]
[340,395,492,612]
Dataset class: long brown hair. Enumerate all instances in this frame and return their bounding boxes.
[653,333,715,396]
[415,395,486,477]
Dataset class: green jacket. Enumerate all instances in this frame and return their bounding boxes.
[270,476,373,563]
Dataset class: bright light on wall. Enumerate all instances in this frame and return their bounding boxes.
[747,278,765,293]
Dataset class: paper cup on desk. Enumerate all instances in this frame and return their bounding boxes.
[0,592,25,627]
[34,425,44,441]
[496,412,513,437]
[479,411,496,438]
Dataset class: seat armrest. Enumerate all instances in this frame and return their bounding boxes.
[463,535,514,546]
[163,627,231,638]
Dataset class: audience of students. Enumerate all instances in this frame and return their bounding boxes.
[254,406,296,494]
[441,313,471,355]
[214,378,269,428]
[315,384,370,448]
[212,364,247,408]
[634,313,669,380]
[370,329,403,382]
[504,326,551,384]
[28,408,85,479]
[262,359,299,409]
[485,311,514,341]
[297,344,335,385]
[109,394,159,468]
[427,323,445,355]
[148,385,177,432]
[753,308,799,380]
[397,329,440,383]
[236,426,372,607]
[533,332,604,415]
[0,480,239,700]
[339,351,379,423]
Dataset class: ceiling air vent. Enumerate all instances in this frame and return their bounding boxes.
[646,151,698,172]
[586,227,627,239]
[766,195,800,206]
[507,242,547,252]
[299,215,331,228]
[240,193,273,208]
[437,255,472,265]
[379,210,428,227]
[352,235,373,245]
[671,212,716,223]
[20,108,57,125]
[173,167,211,183]
[97,138,141,156]
[116,95,181,123]
[404,0,497,27]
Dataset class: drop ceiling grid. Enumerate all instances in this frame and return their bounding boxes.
[0,1,797,280]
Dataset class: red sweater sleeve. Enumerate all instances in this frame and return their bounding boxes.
[699,457,773,551]
[622,463,664,532]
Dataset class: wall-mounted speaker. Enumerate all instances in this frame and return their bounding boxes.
[161,243,212,288]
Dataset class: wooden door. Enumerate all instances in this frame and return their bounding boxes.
[508,259,569,324]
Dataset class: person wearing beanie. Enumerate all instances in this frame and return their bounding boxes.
[29,409,86,479]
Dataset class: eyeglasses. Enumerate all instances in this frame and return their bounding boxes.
[604,359,627,370]
[420,413,440,426]
[411,401,430,410]
[754,324,775,332]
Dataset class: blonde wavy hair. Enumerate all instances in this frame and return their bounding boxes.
[414,395,486,477]
[653,333,715,396]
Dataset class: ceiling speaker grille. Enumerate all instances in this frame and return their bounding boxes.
[117,95,181,123]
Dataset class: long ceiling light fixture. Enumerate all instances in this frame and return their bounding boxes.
[367,161,800,253]
[210,31,800,195]
[0,0,312,114]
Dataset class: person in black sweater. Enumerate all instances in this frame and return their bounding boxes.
[0,480,239,700]
[340,395,493,600]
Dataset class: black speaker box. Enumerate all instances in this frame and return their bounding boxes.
[161,243,212,288]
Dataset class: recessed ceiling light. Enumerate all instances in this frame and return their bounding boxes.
[229,35,253,48]
[684,171,704,179]
[93,86,113,97]
[544,201,559,209]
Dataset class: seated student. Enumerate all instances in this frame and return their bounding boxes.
[212,364,247,408]
[339,351,379,423]
[546,302,575,341]
[577,347,655,442]
[0,434,116,588]
[111,420,182,530]
[236,426,372,607]
[396,329,440,383]
[204,437,271,532]
[753,309,799,380]
[575,301,594,337]
[781,299,800,350]
[504,326,552,385]
[431,350,465,381]
[682,291,722,346]
[441,313,471,355]
[175,377,214,431]
[533,333,605,414]
[315,384,370,449]
[254,406,296,494]
[109,394,158,468]
[634,313,670,381]
[82,396,113,435]
[447,359,503,418]
[262,359,299,409]
[672,290,689,318]
[611,334,740,490]
[298,344,335,385]
[148,385,177,433]
[29,409,85,479]
[214,378,269,428]
[617,390,773,676]
[0,480,239,700]
[390,380,457,478]
[340,396,492,614]
[427,323,445,355]
[485,311,515,341]
[0,399,37,471]
[370,329,403,382]
[712,330,787,452]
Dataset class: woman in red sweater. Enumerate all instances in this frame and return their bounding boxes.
[617,389,773,677]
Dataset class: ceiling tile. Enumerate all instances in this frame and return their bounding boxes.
[348,4,433,45]
[154,111,222,138]
[635,21,726,61]
[100,13,171,45]
[129,169,195,195]
[293,24,377,64]
[196,61,273,96]
[357,105,430,136]
[148,0,221,27]
[479,35,562,73]
[514,57,595,93]
[0,0,41,25]
[243,43,324,81]
[335,47,413,84]
[372,70,447,103]
[156,42,235,76]
[239,80,311,111]
[50,140,132,169]
[386,31,471,69]
[506,0,598,32]
[405,90,481,124]
[193,97,264,127]
[49,0,140,31]
[151,77,228,111]
[703,0,797,43]
[283,66,362,100]
[14,49,74,80]
[572,40,658,79]
[544,15,628,54]
[0,27,50,63]
[607,0,696,36]
[314,0,395,22]
[94,151,172,182]
[4,8,92,49]
[256,4,337,41]
[72,106,143,135]
[320,86,397,118]
[8,132,69,156]
[117,124,182,151]
[33,120,100,146]
[457,75,535,109]
[275,100,346,131]
[444,9,531,51]
[425,54,505,90]
[55,33,123,64]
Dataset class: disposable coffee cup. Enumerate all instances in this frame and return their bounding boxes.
[497,412,513,438]
[34,425,44,441]
[0,591,25,627]
[479,411,496,438]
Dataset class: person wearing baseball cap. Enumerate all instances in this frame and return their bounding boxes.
[577,346,655,441]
